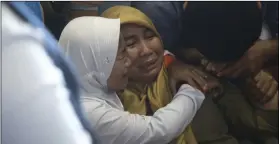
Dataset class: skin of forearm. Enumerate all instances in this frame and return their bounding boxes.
[263,39,278,65]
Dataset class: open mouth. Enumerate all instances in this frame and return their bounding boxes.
[141,58,158,71]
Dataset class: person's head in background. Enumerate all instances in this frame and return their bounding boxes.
[102,6,165,84]
[182,2,262,63]
[40,2,71,39]
[59,16,131,92]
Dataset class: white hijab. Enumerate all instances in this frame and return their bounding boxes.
[58,16,123,109]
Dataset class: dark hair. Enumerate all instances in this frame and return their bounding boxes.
[182,2,262,62]
[41,2,71,39]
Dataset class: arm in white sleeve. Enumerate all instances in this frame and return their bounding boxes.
[83,84,204,144]
[2,41,92,144]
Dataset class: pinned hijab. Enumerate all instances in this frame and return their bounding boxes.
[102,5,160,37]
[59,16,120,95]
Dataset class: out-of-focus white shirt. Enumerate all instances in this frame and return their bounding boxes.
[2,4,92,144]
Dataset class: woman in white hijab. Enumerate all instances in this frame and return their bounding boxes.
[58,16,205,144]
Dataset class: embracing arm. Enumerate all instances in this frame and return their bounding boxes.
[82,84,204,144]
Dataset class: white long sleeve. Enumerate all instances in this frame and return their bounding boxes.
[2,4,92,144]
[82,84,205,144]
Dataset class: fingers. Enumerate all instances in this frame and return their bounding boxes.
[261,79,271,94]
[218,65,238,77]
[190,70,208,91]
[201,59,215,73]
[192,68,207,76]
[256,71,273,93]
[206,81,220,90]
[192,68,222,92]
[255,71,278,104]
[201,58,209,66]
[201,59,227,75]
[254,74,268,101]
[262,80,278,103]
[218,60,243,77]
[266,81,278,97]
[187,78,201,91]
[214,63,227,74]
[205,62,215,72]
[254,71,263,82]
[256,77,266,89]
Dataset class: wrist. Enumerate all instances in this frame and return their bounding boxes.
[262,40,278,62]
[166,58,185,81]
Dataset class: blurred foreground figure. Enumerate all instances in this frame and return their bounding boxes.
[2,2,94,144]
[24,2,44,21]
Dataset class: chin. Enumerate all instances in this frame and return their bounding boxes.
[143,66,162,83]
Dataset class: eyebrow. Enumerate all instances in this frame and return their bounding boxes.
[123,27,153,40]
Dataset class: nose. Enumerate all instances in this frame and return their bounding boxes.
[139,40,153,57]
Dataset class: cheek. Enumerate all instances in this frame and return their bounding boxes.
[126,48,139,62]
[127,66,140,78]
[149,38,164,56]
[110,62,122,77]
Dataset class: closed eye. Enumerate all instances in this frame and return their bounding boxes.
[144,29,156,39]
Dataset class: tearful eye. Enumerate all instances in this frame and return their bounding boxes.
[147,35,154,40]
